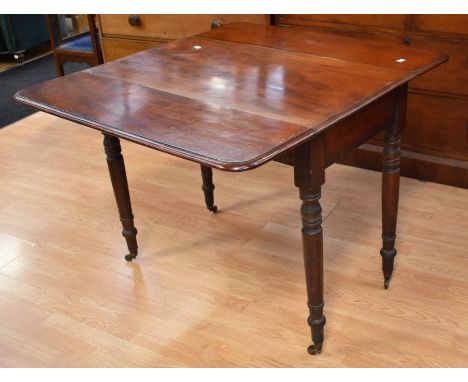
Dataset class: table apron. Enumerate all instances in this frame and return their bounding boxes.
[275,85,404,169]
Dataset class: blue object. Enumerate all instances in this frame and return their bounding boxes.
[59,34,92,52]
[0,15,50,53]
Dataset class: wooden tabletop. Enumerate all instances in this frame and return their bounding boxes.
[14,23,447,171]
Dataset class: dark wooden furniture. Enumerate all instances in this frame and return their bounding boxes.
[274,15,468,188]
[14,23,446,355]
[46,14,103,77]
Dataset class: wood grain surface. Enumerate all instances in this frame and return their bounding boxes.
[1,112,467,367]
[14,23,446,171]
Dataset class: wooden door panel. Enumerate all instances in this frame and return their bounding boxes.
[277,14,407,33]
[411,15,468,36]
[408,35,468,96]
[404,93,468,161]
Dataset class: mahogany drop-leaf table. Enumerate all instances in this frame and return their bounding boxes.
[14,23,447,355]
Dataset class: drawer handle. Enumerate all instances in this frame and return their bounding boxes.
[403,36,411,45]
[211,19,224,30]
[128,15,141,27]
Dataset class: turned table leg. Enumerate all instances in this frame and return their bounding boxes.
[381,131,401,288]
[381,86,407,289]
[197,19,224,214]
[294,138,326,355]
[200,165,217,213]
[103,134,138,261]
[300,187,326,354]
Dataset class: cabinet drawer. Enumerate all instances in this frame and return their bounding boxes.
[277,14,407,33]
[408,36,468,97]
[404,93,468,161]
[411,15,468,36]
[101,37,165,62]
[99,14,267,40]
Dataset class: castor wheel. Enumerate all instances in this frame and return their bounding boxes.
[384,276,391,289]
[307,343,323,355]
[208,205,218,213]
[125,253,137,261]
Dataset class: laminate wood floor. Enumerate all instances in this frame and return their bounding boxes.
[0,112,467,367]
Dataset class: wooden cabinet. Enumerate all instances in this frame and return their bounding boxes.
[97,14,268,62]
[275,15,468,188]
